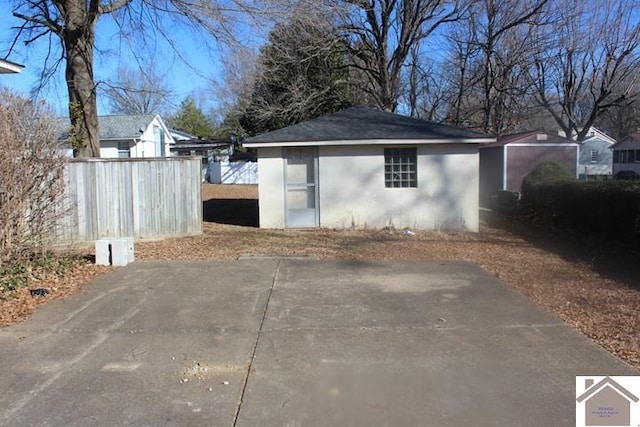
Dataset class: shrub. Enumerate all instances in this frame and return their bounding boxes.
[521,161,576,214]
[491,190,520,214]
[0,90,67,267]
[522,161,576,186]
[521,168,640,245]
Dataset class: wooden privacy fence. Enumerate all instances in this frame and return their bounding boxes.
[57,157,202,244]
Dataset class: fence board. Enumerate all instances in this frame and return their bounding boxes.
[56,157,202,243]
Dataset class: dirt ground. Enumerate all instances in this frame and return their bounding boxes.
[2,184,638,370]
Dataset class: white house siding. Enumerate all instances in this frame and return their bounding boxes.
[99,142,120,158]
[578,137,613,177]
[257,144,479,231]
[130,122,172,158]
[582,163,612,176]
[257,147,285,228]
[318,144,478,231]
[103,118,173,159]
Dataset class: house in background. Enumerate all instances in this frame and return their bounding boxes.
[0,58,24,74]
[479,131,578,203]
[577,128,616,178]
[611,133,640,176]
[245,107,493,231]
[57,114,176,158]
[169,135,258,184]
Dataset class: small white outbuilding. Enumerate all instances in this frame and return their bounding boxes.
[244,107,494,231]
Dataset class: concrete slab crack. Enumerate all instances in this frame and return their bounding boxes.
[233,259,281,427]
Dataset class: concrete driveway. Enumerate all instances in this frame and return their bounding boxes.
[0,260,636,426]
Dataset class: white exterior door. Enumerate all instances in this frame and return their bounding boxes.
[285,147,318,228]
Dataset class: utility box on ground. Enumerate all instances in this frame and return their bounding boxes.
[95,237,134,266]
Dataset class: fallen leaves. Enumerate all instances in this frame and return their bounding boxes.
[0,259,112,327]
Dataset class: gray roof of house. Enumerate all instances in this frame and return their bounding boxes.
[245,107,491,145]
[55,114,157,140]
[611,133,640,150]
[481,131,578,148]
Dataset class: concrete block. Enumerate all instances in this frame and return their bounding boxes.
[95,237,134,266]
[125,236,135,263]
[95,239,111,266]
[110,238,130,266]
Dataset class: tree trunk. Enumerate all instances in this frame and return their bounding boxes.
[63,5,100,158]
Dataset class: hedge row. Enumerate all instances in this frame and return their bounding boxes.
[521,172,640,246]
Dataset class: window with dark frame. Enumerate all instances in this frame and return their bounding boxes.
[384,147,417,188]
[590,150,598,163]
[117,141,130,158]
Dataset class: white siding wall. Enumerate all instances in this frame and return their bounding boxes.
[257,147,285,228]
[128,118,173,158]
[257,143,479,231]
[318,144,478,231]
[99,142,120,158]
[130,126,157,157]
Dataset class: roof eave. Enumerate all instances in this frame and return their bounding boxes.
[100,137,138,141]
[245,137,494,148]
[0,59,25,74]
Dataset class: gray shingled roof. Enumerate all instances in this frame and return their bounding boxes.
[55,114,156,140]
[611,133,640,150]
[481,131,578,148]
[245,107,490,144]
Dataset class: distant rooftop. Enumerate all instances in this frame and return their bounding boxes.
[481,131,578,148]
[611,133,640,149]
[55,114,159,140]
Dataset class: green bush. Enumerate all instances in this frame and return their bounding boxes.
[520,162,577,220]
[522,161,576,186]
[521,169,640,245]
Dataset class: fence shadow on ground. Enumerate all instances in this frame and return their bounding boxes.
[202,199,259,227]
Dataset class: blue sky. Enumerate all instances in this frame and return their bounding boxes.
[0,2,264,117]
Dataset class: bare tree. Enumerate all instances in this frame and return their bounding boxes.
[6,0,303,157]
[530,0,640,141]
[442,0,550,135]
[442,14,480,128]
[404,46,448,120]
[342,0,463,112]
[594,89,640,139]
[103,66,173,115]
[476,0,549,134]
